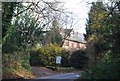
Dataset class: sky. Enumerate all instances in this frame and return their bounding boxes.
[22,0,92,34]
[61,0,112,34]
[21,0,108,34]
[61,0,93,34]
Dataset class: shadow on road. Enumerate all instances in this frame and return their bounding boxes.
[2,79,75,81]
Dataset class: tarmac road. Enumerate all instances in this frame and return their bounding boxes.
[39,72,80,79]
[2,72,81,81]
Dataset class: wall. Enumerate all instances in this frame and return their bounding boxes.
[62,40,86,51]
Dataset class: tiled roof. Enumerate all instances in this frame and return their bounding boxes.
[67,32,86,43]
[60,29,86,43]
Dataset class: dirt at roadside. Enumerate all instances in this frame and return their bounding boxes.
[32,66,62,78]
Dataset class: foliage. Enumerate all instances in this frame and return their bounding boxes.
[82,2,120,79]
[70,50,89,69]
[56,67,75,72]
[2,2,17,39]
[30,44,69,66]
[81,51,120,79]
[2,2,49,79]
[84,2,107,41]
[30,45,89,69]
[2,1,69,79]
[61,50,71,67]
[2,51,32,79]
[2,67,34,79]
[84,1,120,63]
[3,6,44,53]
[2,52,31,70]
[49,28,63,45]
[49,18,63,45]
[46,66,75,72]
[2,3,38,79]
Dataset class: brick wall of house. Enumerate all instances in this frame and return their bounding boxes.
[62,40,86,51]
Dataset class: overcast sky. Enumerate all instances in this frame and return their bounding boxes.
[61,0,94,34]
[24,0,109,34]
[62,0,112,34]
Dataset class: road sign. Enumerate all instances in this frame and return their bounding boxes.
[56,56,62,64]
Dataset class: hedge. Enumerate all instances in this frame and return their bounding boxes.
[30,44,70,66]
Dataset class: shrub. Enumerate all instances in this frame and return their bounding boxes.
[61,50,71,67]
[56,67,75,72]
[2,51,32,79]
[30,50,43,66]
[46,66,75,72]
[81,51,120,79]
[3,52,31,70]
[30,44,70,66]
[70,50,89,69]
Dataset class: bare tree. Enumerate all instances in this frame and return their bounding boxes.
[14,0,77,47]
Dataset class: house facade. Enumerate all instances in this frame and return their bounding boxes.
[60,29,86,51]
[62,40,86,51]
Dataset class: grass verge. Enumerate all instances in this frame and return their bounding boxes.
[46,66,78,73]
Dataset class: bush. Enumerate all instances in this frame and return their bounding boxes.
[46,66,75,72]
[2,51,32,79]
[81,51,120,79]
[70,50,89,69]
[30,50,43,66]
[56,67,75,72]
[30,44,70,66]
[61,50,71,67]
[3,52,31,70]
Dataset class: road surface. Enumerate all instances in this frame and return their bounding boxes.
[39,72,80,79]
[2,72,81,81]
[26,72,81,81]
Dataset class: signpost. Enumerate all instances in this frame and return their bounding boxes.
[55,56,62,71]
[56,56,62,64]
